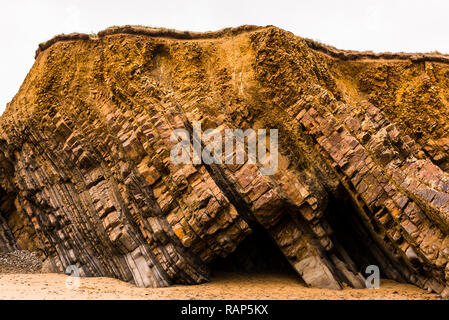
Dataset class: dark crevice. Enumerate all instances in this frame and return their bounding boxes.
[0,186,18,254]
[209,231,298,277]
[324,187,409,283]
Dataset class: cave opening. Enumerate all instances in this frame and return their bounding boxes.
[323,189,407,283]
[209,230,298,278]
[208,190,408,286]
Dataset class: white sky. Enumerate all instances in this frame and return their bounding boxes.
[1,0,448,114]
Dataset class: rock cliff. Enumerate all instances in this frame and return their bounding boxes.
[2,25,449,295]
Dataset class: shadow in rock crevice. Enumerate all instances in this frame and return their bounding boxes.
[323,188,410,285]
[209,231,301,282]
[0,186,18,254]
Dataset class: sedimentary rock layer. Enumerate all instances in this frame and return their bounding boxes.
[2,25,449,295]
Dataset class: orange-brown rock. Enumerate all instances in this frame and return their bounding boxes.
[2,25,449,295]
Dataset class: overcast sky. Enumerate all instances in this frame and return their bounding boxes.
[1,0,448,114]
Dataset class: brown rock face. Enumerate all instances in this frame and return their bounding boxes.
[2,25,449,295]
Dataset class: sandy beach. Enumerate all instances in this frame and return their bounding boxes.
[0,272,442,300]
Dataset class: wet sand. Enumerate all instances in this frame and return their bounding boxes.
[0,272,442,300]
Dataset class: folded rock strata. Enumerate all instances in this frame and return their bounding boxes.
[1,25,449,295]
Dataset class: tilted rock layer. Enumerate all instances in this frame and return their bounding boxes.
[2,25,449,295]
